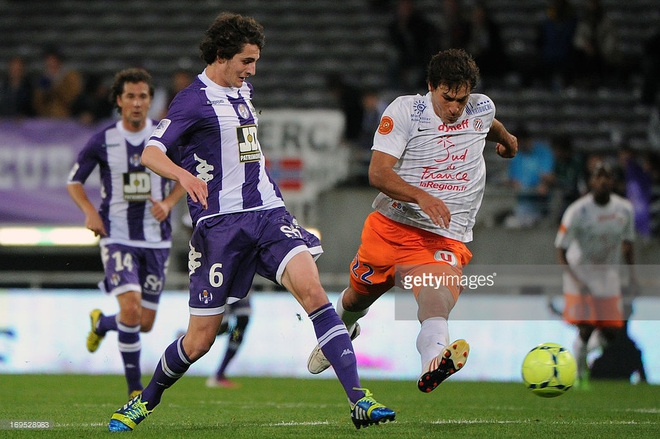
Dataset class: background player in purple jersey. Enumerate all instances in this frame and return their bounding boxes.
[67,68,186,399]
[108,12,394,432]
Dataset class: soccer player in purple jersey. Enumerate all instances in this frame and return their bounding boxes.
[67,68,186,399]
[108,13,395,432]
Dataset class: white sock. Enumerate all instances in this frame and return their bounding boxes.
[336,289,368,334]
[416,317,449,372]
[573,335,588,380]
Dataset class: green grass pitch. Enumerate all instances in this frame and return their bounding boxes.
[0,374,658,438]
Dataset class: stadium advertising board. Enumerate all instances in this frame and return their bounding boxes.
[0,110,347,225]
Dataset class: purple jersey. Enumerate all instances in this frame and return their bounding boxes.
[148,71,285,225]
[67,119,174,248]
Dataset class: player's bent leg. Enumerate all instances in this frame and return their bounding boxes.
[181,314,224,361]
[415,285,464,392]
[307,287,377,374]
[283,252,396,426]
[108,315,223,431]
[418,339,470,393]
[280,251,330,313]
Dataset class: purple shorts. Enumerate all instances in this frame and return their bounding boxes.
[99,242,170,310]
[188,207,322,316]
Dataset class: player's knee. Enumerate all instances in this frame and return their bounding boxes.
[120,302,142,325]
[184,337,215,361]
[342,287,374,313]
[297,285,330,313]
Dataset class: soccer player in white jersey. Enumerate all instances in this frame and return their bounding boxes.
[555,161,637,389]
[307,48,518,393]
[67,68,186,399]
[108,13,394,432]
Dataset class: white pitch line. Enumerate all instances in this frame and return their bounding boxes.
[265,421,332,427]
[431,419,658,425]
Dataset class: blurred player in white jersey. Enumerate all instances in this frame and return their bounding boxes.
[555,161,637,388]
[307,48,518,393]
[67,68,186,398]
[108,12,394,432]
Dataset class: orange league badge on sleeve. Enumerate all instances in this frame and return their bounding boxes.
[378,116,394,135]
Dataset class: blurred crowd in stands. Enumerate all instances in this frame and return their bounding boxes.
[0,47,194,124]
[1,0,659,238]
[328,0,660,240]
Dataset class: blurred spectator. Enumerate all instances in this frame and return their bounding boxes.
[618,145,654,240]
[641,29,660,151]
[504,126,555,228]
[534,0,578,90]
[439,0,470,51]
[326,72,364,145]
[572,0,623,89]
[71,74,114,125]
[645,152,660,237]
[465,1,509,88]
[641,28,660,106]
[548,134,585,222]
[0,56,35,117]
[386,0,442,92]
[357,87,387,151]
[354,87,388,185]
[151,69,194,120]
[32,47,83,118]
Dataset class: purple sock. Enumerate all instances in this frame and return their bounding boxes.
[309,303,364,404]
[141,336,192,410]
[117,321,142,394]
[97,314,118,335]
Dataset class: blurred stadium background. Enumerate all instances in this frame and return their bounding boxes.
[1,0,659,383]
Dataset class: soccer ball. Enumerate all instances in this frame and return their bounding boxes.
[521,342,577,398]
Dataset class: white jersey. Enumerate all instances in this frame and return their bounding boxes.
[555,192,634,265]
[372,92,495,242]
[555,193,635,297]
[68,119,174,248]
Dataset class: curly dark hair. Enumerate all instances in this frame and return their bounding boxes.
[199,12,265,65]
[426,48,480,93]
[110,68,154,115]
